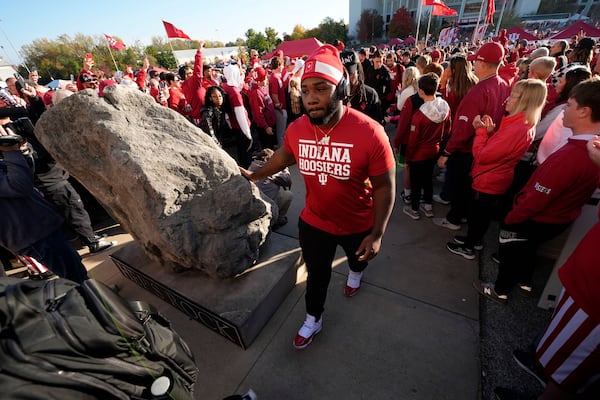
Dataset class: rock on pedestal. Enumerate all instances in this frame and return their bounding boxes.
[35,85,274,278]
[110,232,301,349]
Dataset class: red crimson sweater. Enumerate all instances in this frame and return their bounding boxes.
[182,49,206,119]
[406,97,451,162]
[471,112,534,195]
[445,74,509,154]
[249,83,276,129]
[505,137,599,225]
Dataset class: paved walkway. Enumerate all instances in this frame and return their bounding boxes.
[85,162,482,400]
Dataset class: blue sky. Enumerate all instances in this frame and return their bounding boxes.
[0,0,349,64]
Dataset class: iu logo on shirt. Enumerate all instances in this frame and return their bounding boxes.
[318,173,328,185]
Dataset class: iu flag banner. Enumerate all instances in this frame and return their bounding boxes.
[438,27,458,46]
[104,34,126,51]
[473,24,489,42]
[432,4,458,16]
[162,20,191,40]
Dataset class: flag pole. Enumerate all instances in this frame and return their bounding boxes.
[495,0,507,36]
[472,0,486,45]
[426,8,433,47]
[415,1,424,45]
[104,36,120,73]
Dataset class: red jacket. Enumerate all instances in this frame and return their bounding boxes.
[406,98,451,162]
[182,49,205,119]
[471,112,534,195]
[505,137,599,225]
[445,74,509,155]
[249,84,276,129]
[394,93,421,149]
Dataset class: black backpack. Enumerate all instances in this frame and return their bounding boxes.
[0,278,198,400]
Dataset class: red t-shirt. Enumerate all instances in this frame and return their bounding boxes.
[284,107,395,235]
[268,72,287,110]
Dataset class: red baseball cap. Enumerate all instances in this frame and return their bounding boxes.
[467,42,505,64]
[254,67,267,82]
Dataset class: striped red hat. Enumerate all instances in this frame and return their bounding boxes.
[302,44,344,85]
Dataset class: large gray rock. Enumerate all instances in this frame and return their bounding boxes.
[35,84,275,278]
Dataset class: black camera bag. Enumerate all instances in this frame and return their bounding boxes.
[0,278,198,399]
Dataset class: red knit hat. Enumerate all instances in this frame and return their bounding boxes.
[302,44,344,85]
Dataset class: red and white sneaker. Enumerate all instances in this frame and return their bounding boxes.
[293,314,322,349]
[344,271,363,297]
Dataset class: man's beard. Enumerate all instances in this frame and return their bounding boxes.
[307,96,342,126]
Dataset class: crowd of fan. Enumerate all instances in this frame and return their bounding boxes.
[2,31,600,399]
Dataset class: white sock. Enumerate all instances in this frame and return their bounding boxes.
[347,271,363,288]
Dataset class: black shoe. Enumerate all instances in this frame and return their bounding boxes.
[273,216,288,229]
[446,242,476,260]
[28,270,55,280]
[513,349,547,388]
[88,240,117,253]
[453,235,483,250]
[83,233,108,245]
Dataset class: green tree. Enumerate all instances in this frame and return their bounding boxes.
[245,28,280,55]
[357,9,383,42]
[316,17,348,44]
[387,7,414,39]
[265,27,281,49]
[245,29,270,54]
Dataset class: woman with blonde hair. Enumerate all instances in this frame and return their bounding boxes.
[396,66,420,111]
[394,66,421,204]
[447,79,548,259]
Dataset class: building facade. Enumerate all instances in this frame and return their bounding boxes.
[349,0,543,38]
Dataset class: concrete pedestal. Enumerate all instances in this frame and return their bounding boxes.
[110,232,302,349]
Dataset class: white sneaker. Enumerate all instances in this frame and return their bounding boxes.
[403,206,421,220]
[293,314,322,349]
[345,271,363,297]
[419,203,434,218]
[433,194,450,205]
[432,217,461,230]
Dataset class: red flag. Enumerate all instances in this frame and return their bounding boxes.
[432,4,458,16]
[485,0,496,25]
[162,20,191,40]
[104,34,126,51]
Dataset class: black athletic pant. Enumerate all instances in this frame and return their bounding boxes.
[408,158,435,211]
[298,218,370,320]
[445,152,474,225]
[494,220,570,295]
[465,191,501,249]
[42,182,96,244]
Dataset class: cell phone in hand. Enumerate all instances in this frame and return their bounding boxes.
[14,73,26,92]
[0,134,24,147]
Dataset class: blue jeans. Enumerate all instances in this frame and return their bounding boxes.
[20,229,89,283]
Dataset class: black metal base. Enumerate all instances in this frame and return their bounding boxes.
[110,233,301,349]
